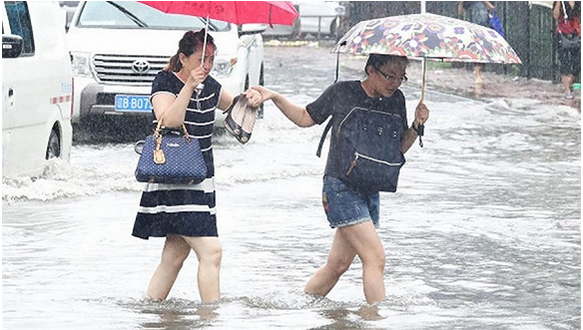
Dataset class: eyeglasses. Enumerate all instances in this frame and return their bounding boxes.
[377,69,408,84]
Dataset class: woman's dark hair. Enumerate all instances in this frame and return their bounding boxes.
[164,29,215,72]
[364,54,409,75]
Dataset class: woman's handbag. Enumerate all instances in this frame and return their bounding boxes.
[558,2,581,49]
[558,33,581,49]
[135,120,207,184]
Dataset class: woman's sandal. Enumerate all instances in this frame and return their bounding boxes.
[224,94,258,144]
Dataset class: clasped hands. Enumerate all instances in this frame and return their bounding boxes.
[243,88,263,108]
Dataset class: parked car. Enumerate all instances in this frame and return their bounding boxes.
[263,1,345,39]
[2,1,73,177]
[66,1,266,138]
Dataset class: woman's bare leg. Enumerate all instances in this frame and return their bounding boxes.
[305,221,386,303]
[147,234,191,300]
[339,221,386,303]
[562,74,574,95]
[182,236,222,303]
[305,229,357,297]
[474,65,483,84]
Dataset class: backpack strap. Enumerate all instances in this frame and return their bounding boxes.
[316,119,334,157]
[562,1,569,21]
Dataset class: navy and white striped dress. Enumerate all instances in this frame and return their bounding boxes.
[132,71,221,239]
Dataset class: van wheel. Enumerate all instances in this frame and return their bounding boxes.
[46,128,61,159]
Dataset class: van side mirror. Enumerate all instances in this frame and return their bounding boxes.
[2,35,24,58]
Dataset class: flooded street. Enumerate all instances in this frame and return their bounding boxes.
[3,45,581,329]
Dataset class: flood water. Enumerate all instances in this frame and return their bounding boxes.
[2,45,581,329]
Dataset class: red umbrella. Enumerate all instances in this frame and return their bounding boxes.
[140,1,298,91]
[139,1,298,26]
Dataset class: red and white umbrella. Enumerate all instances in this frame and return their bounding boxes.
[140,1,298,88]
[139,1,298,26]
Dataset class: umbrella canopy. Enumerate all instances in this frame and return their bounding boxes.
[140,1,298,91]
[332,13,522,147]
[333,13,521,64]
[139,1,298,26]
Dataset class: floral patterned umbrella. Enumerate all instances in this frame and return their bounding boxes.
[334,13,521,98]
[333,13,521,64]
[333,13,522,144]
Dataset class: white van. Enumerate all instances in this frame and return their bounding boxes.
[2,1,73,177]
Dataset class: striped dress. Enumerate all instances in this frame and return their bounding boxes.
[132,71,221,239]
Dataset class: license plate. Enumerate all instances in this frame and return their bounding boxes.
[114,95,152,112]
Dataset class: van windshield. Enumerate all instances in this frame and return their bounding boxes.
[76,1,230,31]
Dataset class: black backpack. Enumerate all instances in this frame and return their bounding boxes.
[317,107,406,193]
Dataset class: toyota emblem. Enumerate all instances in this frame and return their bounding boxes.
[132,59,150,74]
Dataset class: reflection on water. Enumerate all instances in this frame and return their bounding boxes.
[2,46,581,329]
[133,299,219,329]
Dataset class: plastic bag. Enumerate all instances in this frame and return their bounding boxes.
[489,9,505,38]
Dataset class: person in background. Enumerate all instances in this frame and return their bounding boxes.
[132,29,262,303]
[553,1,581,100]
[458,1,496,84]
[252,54,429,305]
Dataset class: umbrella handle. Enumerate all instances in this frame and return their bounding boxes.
[421,58,427,103]
[334,51,340,83]
[334,41,346,83]
[417,58,426,148]
[201,15,209,66]
[196,15,211,95]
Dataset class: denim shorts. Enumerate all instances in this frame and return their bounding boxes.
[322,175,380,229]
